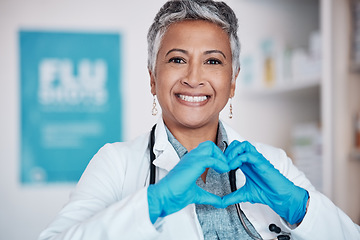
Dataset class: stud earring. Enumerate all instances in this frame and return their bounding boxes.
[229,98,233,119]
[152,95,158,116]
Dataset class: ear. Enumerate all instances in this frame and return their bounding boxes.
[149,69,156,95]
[229,69,240,98]
[230,81,236,98]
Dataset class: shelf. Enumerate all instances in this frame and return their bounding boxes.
[237,78,321,99]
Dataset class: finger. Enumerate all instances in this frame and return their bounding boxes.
[241,157,294,192]
[242,141,258,152]
[200,156,230,174]
[228,154,273,189]
[196,141,228,162]
[224,140,248,162]
[221,187,250,207]
[238,162,272,191]
[233,155,291,197]
[225,140,258,162]
[224,140,242,159]
[189,141,230,173]
[227,152,255,170]
[193,186,224,208]
[228,151,270,171]
[172,155,229,181]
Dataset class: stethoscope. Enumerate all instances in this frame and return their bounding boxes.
[149,125,291,240]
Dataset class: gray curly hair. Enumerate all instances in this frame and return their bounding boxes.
[147,0,241,80]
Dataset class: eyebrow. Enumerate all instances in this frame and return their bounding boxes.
[165,48,226,59]
[204,50,226,59]
[165,48,188,56]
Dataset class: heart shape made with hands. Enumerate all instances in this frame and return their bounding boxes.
[188,140,309,225]
[148,140,308,225]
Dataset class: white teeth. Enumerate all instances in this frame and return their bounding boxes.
[178,95,208,103]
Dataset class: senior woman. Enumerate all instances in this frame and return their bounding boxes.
[39,0,360,239]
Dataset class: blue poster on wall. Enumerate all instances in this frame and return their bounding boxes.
[19,31,122,184]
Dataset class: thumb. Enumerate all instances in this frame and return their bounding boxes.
[221,187,249,207]
[193,186,224,208]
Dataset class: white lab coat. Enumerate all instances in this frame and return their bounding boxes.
[39,118,360,240]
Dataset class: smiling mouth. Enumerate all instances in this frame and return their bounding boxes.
[176,94,209,103]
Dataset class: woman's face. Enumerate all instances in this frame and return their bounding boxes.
[150,20,236,131]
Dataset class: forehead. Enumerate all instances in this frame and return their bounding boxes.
[159,20,231,54]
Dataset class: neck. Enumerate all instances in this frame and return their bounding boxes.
[164,120,219,152]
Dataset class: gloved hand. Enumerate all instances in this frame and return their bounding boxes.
[222,140,309,225]
[147,141,230,224]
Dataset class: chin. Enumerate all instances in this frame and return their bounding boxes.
[177,115,218,129]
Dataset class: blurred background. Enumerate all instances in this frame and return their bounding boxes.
[0,0,359,239]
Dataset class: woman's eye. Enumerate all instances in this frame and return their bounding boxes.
[206,59,222,65]
[169,57,185,64]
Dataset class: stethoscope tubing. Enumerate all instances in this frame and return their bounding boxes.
[148,124,290,240]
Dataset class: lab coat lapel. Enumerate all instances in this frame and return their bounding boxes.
[152,118,181,173]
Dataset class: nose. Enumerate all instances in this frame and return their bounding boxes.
[181,62,204,88]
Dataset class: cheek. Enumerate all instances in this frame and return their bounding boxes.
[212,73,233,92]
[155,68,181,91]
[155,74,170,93]
[214,81,233,102]
[208,66,232,80]
[154,73,174,104]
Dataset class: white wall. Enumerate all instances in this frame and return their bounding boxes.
[1,1,352,240]
[0,1,167,239]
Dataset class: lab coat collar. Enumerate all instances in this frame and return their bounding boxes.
[220,120,245,144]
[152,117,181,172]
[151,118,248,175]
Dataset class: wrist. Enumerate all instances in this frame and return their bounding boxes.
[296,194,310,226]
[290,188,309,225]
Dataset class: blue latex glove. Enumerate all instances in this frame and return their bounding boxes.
[222,140,309,225]
[147,141,230,224]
